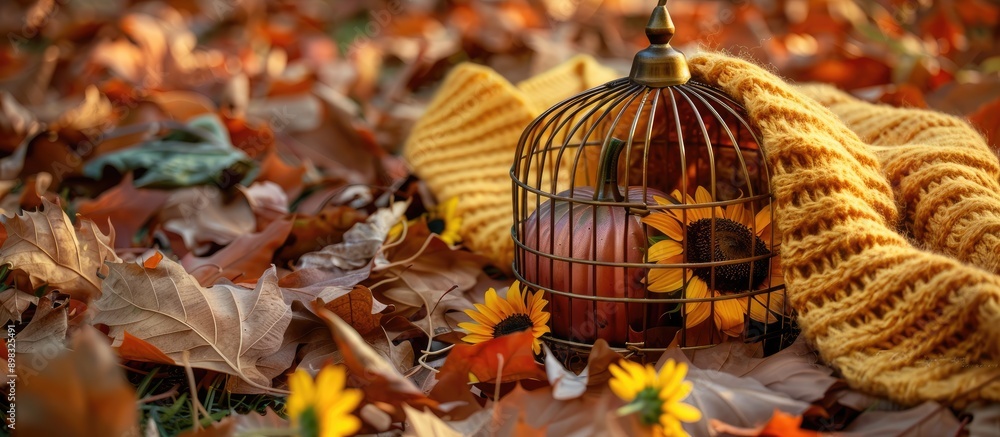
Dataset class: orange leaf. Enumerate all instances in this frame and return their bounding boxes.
[710,409,821,437]
[143,251,164,269]
[117,331,174,365]
[453,331,544,384]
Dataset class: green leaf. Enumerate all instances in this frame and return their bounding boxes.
[83,115,257,188]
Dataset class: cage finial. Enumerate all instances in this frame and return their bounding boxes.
[629,0,691,87]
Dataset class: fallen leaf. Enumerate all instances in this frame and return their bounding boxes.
[75,173,171,248]
[323,285,387,336]
[17,326,137,437]
[683,337,838,403]
[256,150,306,198]
[404,404,462,437]
[0,287,37,325]
[273,205,368,264]
[429,331,547,420]
[236,181,289,227]
[83,114,256,188]
[181,217,293,286]
[14,293,69,376]
[965,401,1000,437]
[314,305,436,413]
[841,401,962,436]
[93,258,292,393]
[0,91,40,153]
[157,186,256,253]
[711,409,822,436]
[297,202,406,272]
[545,343,588,401]
[1,198,121,301]
[487,383,630,436]
[658,347,812,437]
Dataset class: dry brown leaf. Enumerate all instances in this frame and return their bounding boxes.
[181,217,293,286]
[75,172,171,248]
[273,205,368,264]
[157,186,256,253]
[314,305,436,413]
[0,198,121,301]
[17,326,137,437]
[297,202,406,272]
[14,292,69,376]
[0,90,39,153]
[683,337,838,403]
[658,347,812,437]
[841,401,962,435]
[236,181,289,227]
[0,287,37,325]
[92,257,292,393]
[404,404,462,437]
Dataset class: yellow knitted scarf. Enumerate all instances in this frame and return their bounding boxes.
[404,52,1000,406]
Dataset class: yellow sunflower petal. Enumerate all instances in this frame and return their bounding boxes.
[471,302,504,325]
[462,333,493,343]
[652,195,675,206]
[754,204,772,237]
[323,412,361,437]
[314,366,346,413]
[464,308,497,327]
[506,283,527,315]
[693,186,723,219]
[458,322,494,336]
[666,399,702,423]
[659,415,687,437]
[715,298,748,337]
[642,212,685,240]
[648,240,684,263]
[647,267,685,293]
[325,387,363,417]
[662,378,693,404]
[286,369,315,420]
[750,290,786,323]
[725,202,744,222]
[683,278,711,328]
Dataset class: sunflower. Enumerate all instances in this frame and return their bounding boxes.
[458,280,551,354]
[609,359,701,437]
[641,186,786,336]
[287,365,363,437]
[426,196,462,245]
[387,197,462,245]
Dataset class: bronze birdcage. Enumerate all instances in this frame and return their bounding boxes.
[511,0,792,361]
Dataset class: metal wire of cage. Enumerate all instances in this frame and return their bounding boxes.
[510,0,793,363]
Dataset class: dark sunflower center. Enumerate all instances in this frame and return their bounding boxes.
[493,313,534,337]
[428,218,446,234]
[687,217,770,293]
[635,387,665,426]
[299,406,320,437]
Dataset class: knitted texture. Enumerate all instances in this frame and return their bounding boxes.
[404,56,617,271]
[798,84,1000,274]
[688,52,1000,406]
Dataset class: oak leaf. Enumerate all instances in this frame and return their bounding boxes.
[92,256,292,393]
[0,198,121,301]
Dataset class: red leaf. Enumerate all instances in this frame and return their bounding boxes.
[142,251,164,269]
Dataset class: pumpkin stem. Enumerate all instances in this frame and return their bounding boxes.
[595,137,627,202]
